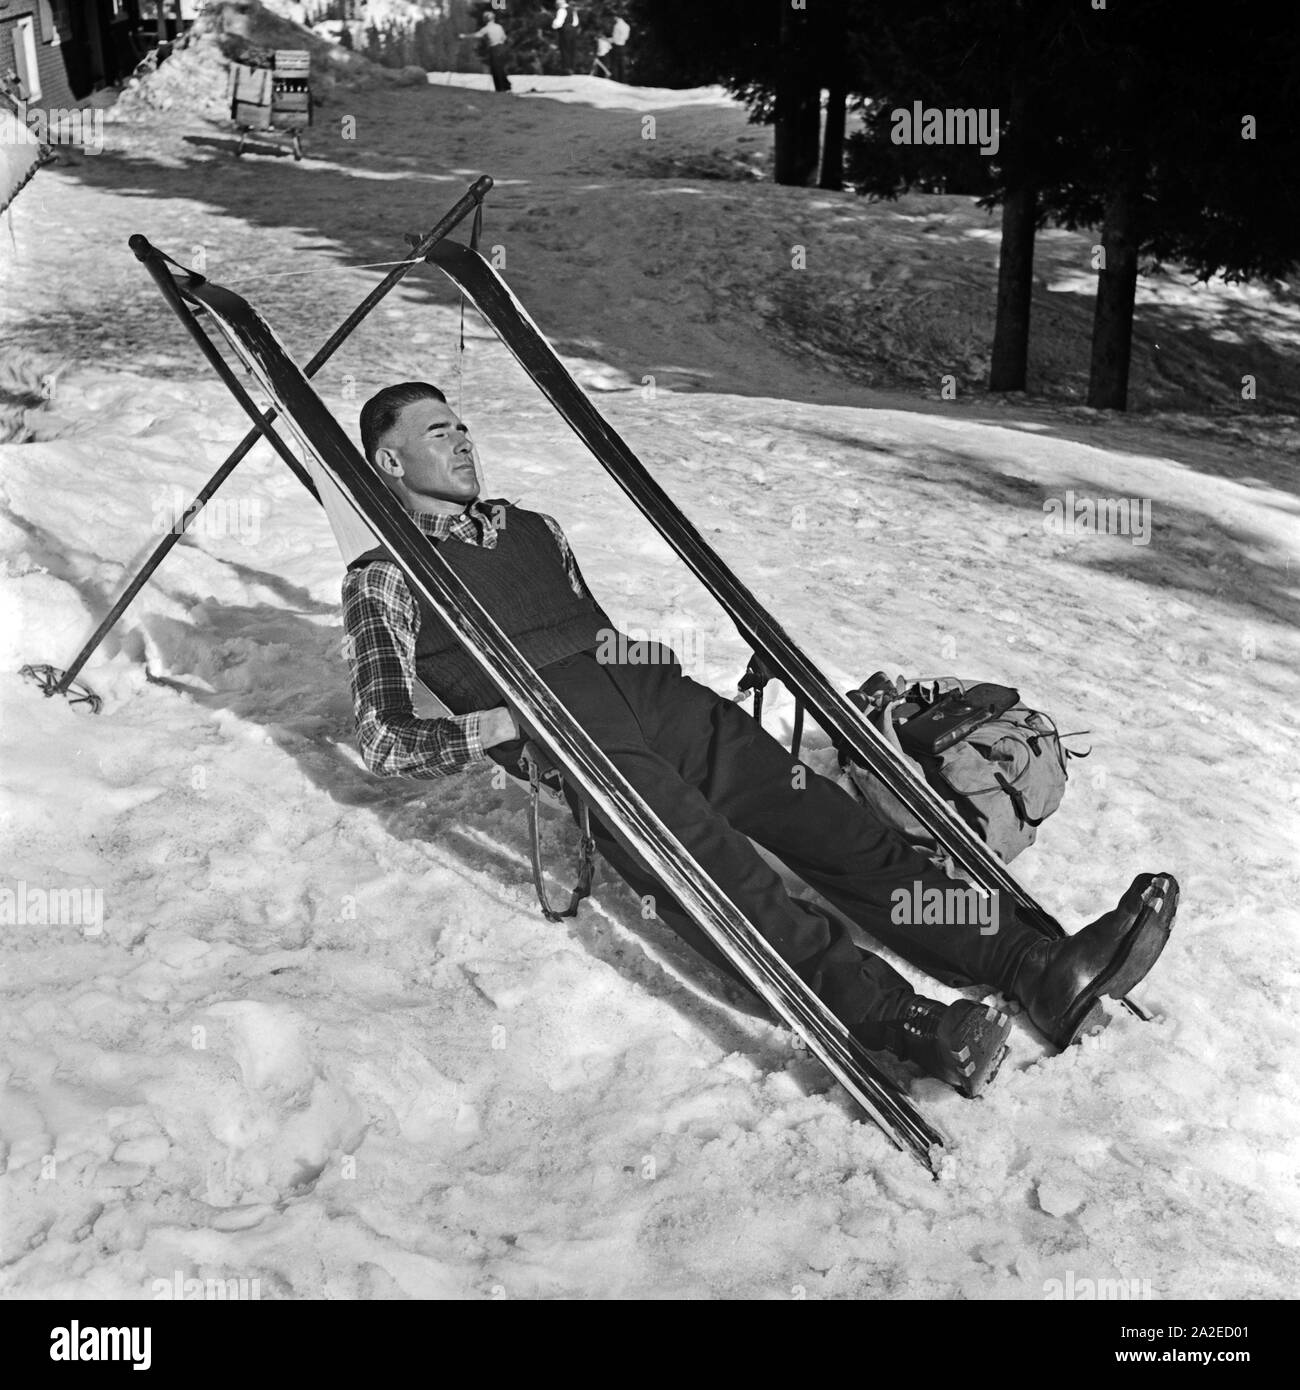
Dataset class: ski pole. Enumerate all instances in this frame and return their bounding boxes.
[23,175,494,709]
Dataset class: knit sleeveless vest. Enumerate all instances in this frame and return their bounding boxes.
[348,503,610,714]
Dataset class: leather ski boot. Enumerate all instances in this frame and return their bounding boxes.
[1010,871,1179,1049]
[890,998,1012,1098]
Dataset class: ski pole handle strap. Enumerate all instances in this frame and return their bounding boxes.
[523,744,595,922]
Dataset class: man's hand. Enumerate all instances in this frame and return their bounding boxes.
[480,706,522,749]
[481,707,558,778]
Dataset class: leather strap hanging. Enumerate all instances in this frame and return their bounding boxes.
[737,652,804,758]
[523,741,596,922]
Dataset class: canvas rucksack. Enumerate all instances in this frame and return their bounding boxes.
[837,673,1086,868]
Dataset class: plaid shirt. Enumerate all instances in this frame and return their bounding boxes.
[341,499,594,779]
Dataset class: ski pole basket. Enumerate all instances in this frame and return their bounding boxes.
[229,49,312,161]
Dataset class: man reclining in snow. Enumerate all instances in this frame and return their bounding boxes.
[341,382,1179,1096]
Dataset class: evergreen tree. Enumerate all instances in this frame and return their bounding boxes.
[621,1,1300,409]
[635,0,838,185]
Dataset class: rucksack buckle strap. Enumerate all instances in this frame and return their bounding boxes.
[993,770,1047,828]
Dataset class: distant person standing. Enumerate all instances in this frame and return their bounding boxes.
[609,13,630,82]
[552,2,579,74]
[461,11,512,93]
[550,4,567,70]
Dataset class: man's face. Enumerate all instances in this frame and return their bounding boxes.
[374,396,482,509]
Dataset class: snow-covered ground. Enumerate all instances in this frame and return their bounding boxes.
[1,64,1298,1300]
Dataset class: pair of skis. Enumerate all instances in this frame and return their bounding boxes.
[132,239,946,1173]
[126,196,1142,1172]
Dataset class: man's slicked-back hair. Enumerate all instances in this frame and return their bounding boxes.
[359,382,448,465]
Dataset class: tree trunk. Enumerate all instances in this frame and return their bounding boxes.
[1087,51,1144,412]
[1087,168,1142,410]
[988,182,1037,391]
[774,1,819,186]
[775,80,820,185]
[798,84,822,178]
[819,83,846,190]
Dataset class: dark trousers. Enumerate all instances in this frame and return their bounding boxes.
[487,48,511,92]
[532,648,1040,1046]
[609,46,626,82]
